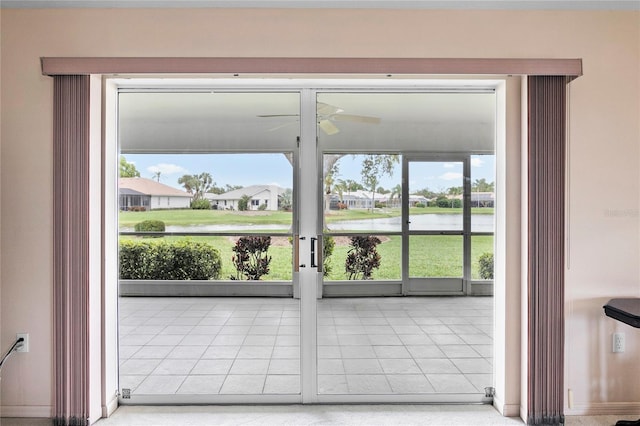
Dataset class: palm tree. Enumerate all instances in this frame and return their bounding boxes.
[389,184,403,208]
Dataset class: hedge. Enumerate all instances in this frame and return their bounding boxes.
[478,252,494,280]
[119,239,222,280]
[134,220,166,232]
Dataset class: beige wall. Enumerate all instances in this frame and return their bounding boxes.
[1,7,639,418]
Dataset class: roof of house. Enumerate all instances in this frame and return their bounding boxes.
[119,188,145,196]
[205,184,286,201]
[119,177,192,197]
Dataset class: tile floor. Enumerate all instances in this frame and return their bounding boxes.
[119,296,493,397]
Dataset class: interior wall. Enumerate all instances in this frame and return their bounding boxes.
[1,7,639,418]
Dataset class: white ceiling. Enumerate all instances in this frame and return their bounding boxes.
[119,90,496,154]
[1,0,638,8]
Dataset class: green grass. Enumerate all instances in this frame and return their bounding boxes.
[119,209,294,228]
[324,235,493,280]
[120,234,493,281]
[120,208,494,281]
[119,207,494,229]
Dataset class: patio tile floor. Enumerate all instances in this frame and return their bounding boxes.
[119,296,493,397]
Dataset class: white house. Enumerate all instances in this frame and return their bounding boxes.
[119,177,192,210]
[205,184,286,211]
[330,191,428,209]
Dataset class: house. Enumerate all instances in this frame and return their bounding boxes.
[204,184,286,211]
[450,192,495,208]
[118,177,192,210]
[329,191,429,209]
[1,2,638,426]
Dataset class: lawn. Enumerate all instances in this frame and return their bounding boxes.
[119,207,494,281]
[120,234,493,281]
[119,206,494,228]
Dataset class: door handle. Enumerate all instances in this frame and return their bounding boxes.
[310,236,323,273]
[310,237,317,268]
[294,235,305,271]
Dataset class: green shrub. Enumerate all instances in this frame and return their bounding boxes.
[436,196,452,208]
[190,199,211,210]
[134,220,165,232]
[230,236,272,280]
[345,236,382,280]
[119,239,221,280]
[323,235,335,277]
[238,195,250,211]
[414,202,426,208]
[478,252,494,280]
[258,203,267,211]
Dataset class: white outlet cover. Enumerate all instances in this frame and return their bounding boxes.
[16,333,29,353]
[613,332,625,353]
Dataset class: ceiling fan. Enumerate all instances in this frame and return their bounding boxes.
[258,102,381,135]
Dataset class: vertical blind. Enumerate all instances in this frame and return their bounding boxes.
[527,76,567,426]
[53,75,91,426]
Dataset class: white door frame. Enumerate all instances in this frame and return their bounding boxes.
[107,78,505,405]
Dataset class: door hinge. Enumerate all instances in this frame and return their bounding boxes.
[296,136,300,147]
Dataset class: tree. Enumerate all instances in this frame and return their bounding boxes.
[324,162,339,213]
[334,179,348,204]
[178,172,214,201]
[225,184,243,192]
[415,187,437,200]
[389,184,402,208]
[208,183,243,195]
[447,186,463,196]
[238,194,251,211]
[153,171,161,182]
[178,174,197,194]
[472,178,494,192]
[278,188,293,211]
[344,179,364,192]
[119,156,140,178]
[360,154,399,212]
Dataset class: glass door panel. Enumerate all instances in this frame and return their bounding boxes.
[315,93,488,400]
[117,92,301,403]
[404,159,467,296]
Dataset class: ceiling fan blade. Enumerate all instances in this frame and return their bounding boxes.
[317,102,343,116]
[267,121,298,132]
[318,119,340,135]
[257,114,299,118]
[332,114,381,124]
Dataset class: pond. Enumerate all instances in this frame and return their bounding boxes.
[328,214,494,232]
[121,214,493,233]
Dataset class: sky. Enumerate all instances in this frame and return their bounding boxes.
[124,153,495,193]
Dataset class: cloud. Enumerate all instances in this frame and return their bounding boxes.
[439,172,463,181]
[147,163,189,175]
[471,157,485,168]
[443,163,455,169]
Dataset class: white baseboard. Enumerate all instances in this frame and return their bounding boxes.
[565,402,640,416]
[493,396,522,418]
[102,394,118,418]
[0,405,52,418]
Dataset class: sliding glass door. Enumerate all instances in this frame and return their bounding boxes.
[116,85,496,404]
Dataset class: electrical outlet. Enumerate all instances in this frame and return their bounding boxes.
[16,333,29,353]
[613,332,625,353]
